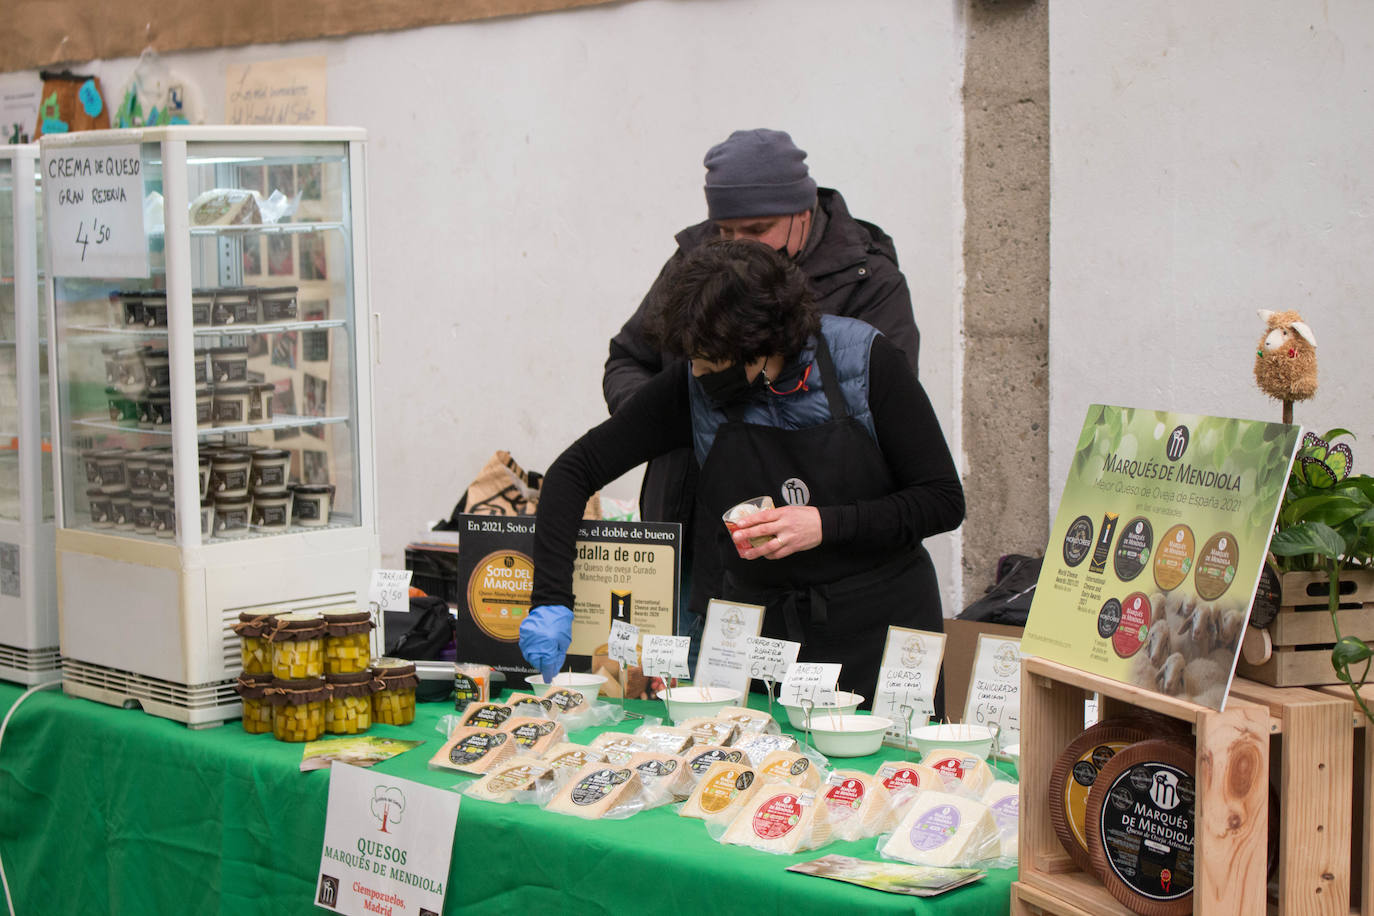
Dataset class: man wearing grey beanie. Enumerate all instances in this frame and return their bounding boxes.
[602,128,921,630]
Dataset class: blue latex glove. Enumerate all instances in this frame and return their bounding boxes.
[519,605,573,683]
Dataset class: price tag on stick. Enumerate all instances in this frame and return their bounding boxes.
[608,620,640,670]
[746,636,800,684]
[368,569,413,616]
[779,662,841,708]
[641,634,692,681]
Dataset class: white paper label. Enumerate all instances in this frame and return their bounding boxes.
[745,636,800,684]
[41,143,150,278]
[369,569,414,616]
[964,634,1023,748]
[875,627,946,746]
[608,619,640,669]
[316,762,460,915]
[693,599,764,694]
[640,634,692,680]
[780,662,841,708]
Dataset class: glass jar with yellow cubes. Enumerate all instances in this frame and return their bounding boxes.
[371,658,420,726]
[325,670,381,735]
[232,610,283,676]
[267,677,329,742]
[322,609,375,674]
[234,673,274,734]
[269,613,326,680]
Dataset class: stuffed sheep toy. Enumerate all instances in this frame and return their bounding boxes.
[1253,309,1317,423]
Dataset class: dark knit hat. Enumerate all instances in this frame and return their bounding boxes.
[703,129,818,220]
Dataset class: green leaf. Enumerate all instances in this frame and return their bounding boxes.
[1322,428,1356,443]
[1333,637,1374,669]
[1270,522,1348,560]
[1284,494,1368,526]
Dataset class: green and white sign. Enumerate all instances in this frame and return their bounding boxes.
[316,763,460,915]
[1023,405,1300,710]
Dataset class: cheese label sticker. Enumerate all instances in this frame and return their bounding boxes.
[700,768,745,813]
[910,804,961,851]
[570,768,632,807]
[1066,742,1128,849]
[990,793,1019,831]
[488,765,538,793]
[824,778,866,810]
[751,794,804,839]
[465,705,512,728]
[449,731,506,766]
[880,767,925,792]
[546,688,585,711]
[548,750,590,771]
[929,756,975,782]
[1099,762,1195,901]
[1153,524,1195,591]
[689,749,741,775]
[510,721,557,747]
[635,758,679,778]
[510,696,553,715]
[1111,592,1150,659]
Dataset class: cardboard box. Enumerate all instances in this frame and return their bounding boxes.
[940,618,1025,724]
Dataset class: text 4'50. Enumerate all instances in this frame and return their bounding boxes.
[75,218,112,261]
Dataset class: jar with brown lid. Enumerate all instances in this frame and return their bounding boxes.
[234,673,275,735]
[267,677,329,742]
[321,609,374,675]
[326,670,381,735]
[233,609,285,676]
[371,658,419,726]
[268,613,327,680]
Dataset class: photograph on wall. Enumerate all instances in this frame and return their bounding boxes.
[242,237,262,276]
[267,163,295,198]
[267,233,293,276]
[303,449,330,484]
[302,300,329,361]
[273,378,299,441]
[247,332,269,358]
[270,331,297,370]
[298,232,327,281]
[303,373,327,417]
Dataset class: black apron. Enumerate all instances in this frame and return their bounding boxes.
[693,333,944,711]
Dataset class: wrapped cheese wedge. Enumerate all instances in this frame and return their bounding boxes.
[458,701,515,730]
[712,706,777,735]
[464,760,555,803]
[540,742,607,776]
[720,784,832,854]
[545,763,644,819]
[632,725,695,755]
[588,732,653,765]
[876,761,944,796]
[920,748,996,795]
[684,744,745,778]
[733,732,799,767]
[505,692,558,718]
[542,686,589,714]
[821,769,897,841]
[981,780,1019,858]
[757,749,823,791]
[678,717,740,748]
[680,759,760,820]
[882,788,999,867]
[430,726,518,775]
[499,717,566,756]
[626,751,693,802]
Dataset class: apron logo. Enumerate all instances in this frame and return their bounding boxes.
[780,478,810,506]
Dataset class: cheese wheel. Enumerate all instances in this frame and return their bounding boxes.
[732,733,799,767]
[430,726,518,775]
[821,769,896,841]
[1086,738,1196,916]
[882,789,999,867]
[679,760,760,820]
[757,750,822,790]
[920,748,996,795]
[458,702,515,730]
[588,732,653,765]
[981,780,1020,858]
[546,763,643,819]
[505,692,558,718]
[720,785,832,854]
[678,717,740,747]
[684,744,746,778]
[633,725,695,755]
[540,742,606,774]
[498,717,566,756]
[876,761,944,796]
[713,706,775,734]
[626,751,692,800]
[465,760,554,803]
[1048,718,1160,872]
[542,686,589,713]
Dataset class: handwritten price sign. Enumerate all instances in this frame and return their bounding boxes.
[745,636,800,683]
[873,666,934,730]
[608,620,640,669]
[779,662,841,708]
[41,143,149,278]
[368,569,413,616]
[640,634,691,680]
[964,635,1023,747]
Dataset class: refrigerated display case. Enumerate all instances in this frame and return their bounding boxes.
[42,127,379,725]
[0,145,59,685]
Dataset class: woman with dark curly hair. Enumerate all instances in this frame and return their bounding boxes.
[521,240,964,708]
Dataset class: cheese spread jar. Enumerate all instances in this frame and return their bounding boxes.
[290,484,333,527]
[192,348,211,385]
[113,347,144,389]
[151,496,175,537]
[322,609,374,674]
[210,346,249,383]
[235,674,275,735]
[234,610,285,676]
[259,286,299,322]
[113,290,142,326]
[212,289,258,326]
[195,385,214,429]
[251,489,291,531]
[147,389,173,427]
[212,494,252,538]
[250,449,290,490]
[190,289,215,327]
[209,451,252,498]
[125,451,152,496]
[131,495,155,534]
[141,291,169,328]
[87,487,114,528]
[371,659,419,726]
[267,677,328,742]
[269,613,326,680]
[325,670,380,735]
[109,490,134,530]
[213,384,253,427]
[107,388,138,425]
[141,348,170,388]
[146,452,173,495]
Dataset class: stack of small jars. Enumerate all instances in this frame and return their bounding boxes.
[321,609,379,736]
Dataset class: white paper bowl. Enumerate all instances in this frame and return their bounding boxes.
[911,723,998,762]
[780,692,864,730]
[808,715,893,758]
[660,686,742,723]
[526,672,607,705]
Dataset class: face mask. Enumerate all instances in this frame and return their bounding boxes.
[774,214,797,260]
[697,362,768,406]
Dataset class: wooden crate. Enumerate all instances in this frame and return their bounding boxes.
[1238,569,1374,687]
[1319,685,1373,916]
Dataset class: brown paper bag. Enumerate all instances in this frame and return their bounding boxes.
[461,450,600,519]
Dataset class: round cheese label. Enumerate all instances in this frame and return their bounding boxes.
[689,748,741,775]
[1114,517,1153,582]
[465,705,512,728]
[448,731,507,766]
[510,721,557,747]
[929,755,976,782]
[751,793,803,839]
[1112,593,1151,659]
[546,688,586,711]
[1153,524,1196,592]
[548,750,590,770]
[881,767,926,792]
[486,765,537,794]
[1194,531,1239,600]
[1098,761,1195,902]
[824,778,866,810]
[570,768,632,807]
[635,758,679,778]
[909,803,961,851]
[1066,742,1130,849]
[511,697,553,714]
[699,767,746,813]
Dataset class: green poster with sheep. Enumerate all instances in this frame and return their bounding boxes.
[1023,405,1300,710]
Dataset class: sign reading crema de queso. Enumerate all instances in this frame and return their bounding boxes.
[41,143,150,278]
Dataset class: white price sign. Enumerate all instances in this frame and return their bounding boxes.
[779,662,841,708]
[608,619,640,669]
[745,636,800,683]
[964,634,1023,747]
[873,666,934,731]
[41,143,150,278]
[640,634,692,680]
[368,569,413,616]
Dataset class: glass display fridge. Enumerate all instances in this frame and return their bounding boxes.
[0,144,59,685]
[41,127,380,725]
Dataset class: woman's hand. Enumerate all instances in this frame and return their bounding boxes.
[730,505,822,560]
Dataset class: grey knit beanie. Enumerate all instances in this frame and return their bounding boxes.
[703,129,818,220]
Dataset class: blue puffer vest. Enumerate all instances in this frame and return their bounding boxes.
[687,315,879,465]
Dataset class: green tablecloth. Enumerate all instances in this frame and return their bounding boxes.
[0,681,1014,916]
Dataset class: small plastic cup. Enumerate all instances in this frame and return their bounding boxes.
[722,496,777,557]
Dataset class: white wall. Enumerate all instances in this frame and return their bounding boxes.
[1050,2,1374,511]
[1,0,968,608]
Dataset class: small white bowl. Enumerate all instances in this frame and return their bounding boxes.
[526,672,608,705]
[780,692,864,730]
[808,715,893,758]
[911,722,999,762]
[660,686,742,723]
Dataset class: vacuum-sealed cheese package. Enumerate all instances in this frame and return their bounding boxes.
[464,760,555,804]
[499,717,566,756]
[732,732,798,767]
[683,744,746,779]
[189,188,262,226]
[981,779,1020,859]
[712,706,779,735]
[757,749,823,791]
[920,748,996,795]
[626,751,693,804]
[430,726,518,775]
[540,742,606,778]
[458,701,516,730]
[545,763,644,819]
[680,759,760,820]
[632,725,695,755]
[821,769,897,841]
[719,785,832,854]
[880,789,999,867]
[678,717,739,748]
[505,692,558,718]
